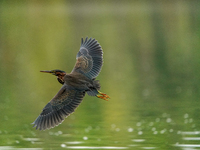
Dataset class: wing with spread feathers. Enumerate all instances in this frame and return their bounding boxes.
[71,37,103,79]
[32,84,85,130]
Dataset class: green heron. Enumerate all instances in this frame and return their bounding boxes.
[32,37,110,130]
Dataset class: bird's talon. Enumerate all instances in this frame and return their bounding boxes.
[97,95,109,101]
[97,91,110,101]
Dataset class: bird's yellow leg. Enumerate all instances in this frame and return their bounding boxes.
[96,91,110,101]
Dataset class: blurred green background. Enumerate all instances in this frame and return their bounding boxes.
[0,0,200,150]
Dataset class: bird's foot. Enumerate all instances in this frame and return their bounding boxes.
[97,91,110,101]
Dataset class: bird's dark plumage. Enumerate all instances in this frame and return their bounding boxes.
[32,37,110,130]
[32,85,85,130]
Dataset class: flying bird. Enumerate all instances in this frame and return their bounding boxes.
[32,37,110,130]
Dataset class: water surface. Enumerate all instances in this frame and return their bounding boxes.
[0,1,200,150]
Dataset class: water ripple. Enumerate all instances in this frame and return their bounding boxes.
[65,146,128,149]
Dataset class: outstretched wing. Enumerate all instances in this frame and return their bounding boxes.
[32,84,85,130]
[71,37,103,79]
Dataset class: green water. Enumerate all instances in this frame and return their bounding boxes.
[0,1,200,150]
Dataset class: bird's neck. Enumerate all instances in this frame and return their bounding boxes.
[57,73,66,85]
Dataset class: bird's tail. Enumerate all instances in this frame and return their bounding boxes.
[93,80,101,90]
[86,80,101,96]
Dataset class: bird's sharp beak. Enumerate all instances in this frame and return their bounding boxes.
[40,70,53,74]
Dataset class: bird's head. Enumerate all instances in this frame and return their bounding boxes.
[40,70,66,84]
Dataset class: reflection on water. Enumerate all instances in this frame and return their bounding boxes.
[2,113,198,150]
[183,137,200,140]
[62,146,128,149]
[0,146,42,150]
[174,144,200,148]
[174,131,200,149]
[65,141,84,144]
[1,1,200,150]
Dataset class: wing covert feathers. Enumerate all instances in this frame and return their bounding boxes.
[72,37,103,79]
